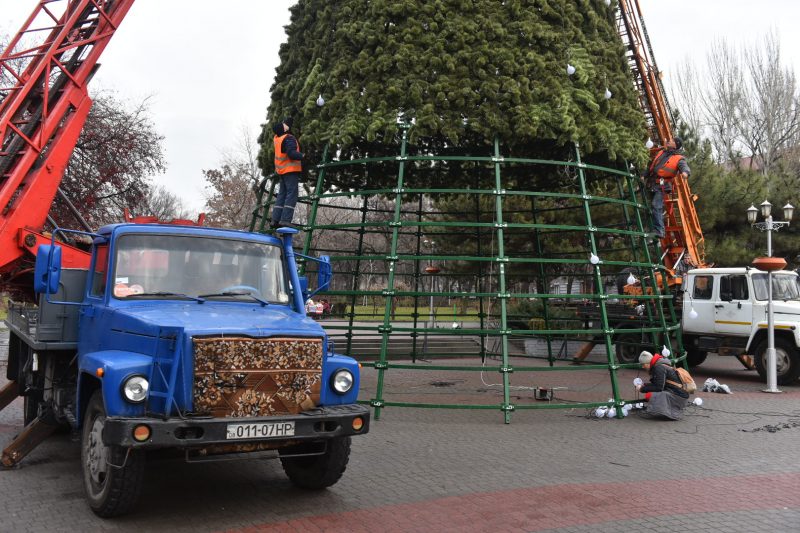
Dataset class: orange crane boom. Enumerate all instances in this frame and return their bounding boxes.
[616,0,708,275]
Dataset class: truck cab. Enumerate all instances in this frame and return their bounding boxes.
[682,267,800,383]
[4,224,369,517]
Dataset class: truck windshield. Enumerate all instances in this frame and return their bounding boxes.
[752,273,800,301]
[112,234,290,303]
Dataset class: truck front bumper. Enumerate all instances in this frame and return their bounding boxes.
[102,404,370,448]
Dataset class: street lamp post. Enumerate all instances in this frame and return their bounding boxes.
[747,200,794,393]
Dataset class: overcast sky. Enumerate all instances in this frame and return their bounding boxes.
[2,1,799,213]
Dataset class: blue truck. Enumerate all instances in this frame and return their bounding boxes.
[2,224,369,517]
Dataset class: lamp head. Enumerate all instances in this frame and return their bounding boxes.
[783,203,794,222]
[760,199,772,219]
[746,204,758,224]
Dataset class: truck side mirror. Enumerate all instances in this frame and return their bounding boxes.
[317,255,332,292]
[298,276,309,301]
[34,244,62,294]
[292,252,333,301]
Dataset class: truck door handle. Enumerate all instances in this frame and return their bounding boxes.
[715,304,724,308]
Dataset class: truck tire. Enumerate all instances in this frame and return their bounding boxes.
[685,347,707,368]
[614,332,643,364]
[81,391,145,517]
[280,436,351,490]
[754,337,800,385]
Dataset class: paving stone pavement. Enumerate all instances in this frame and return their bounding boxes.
[1,325,799,532]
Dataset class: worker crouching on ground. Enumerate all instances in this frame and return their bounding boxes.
[636,350,689,420]
[642,137,690,240]
[271,116,304,229]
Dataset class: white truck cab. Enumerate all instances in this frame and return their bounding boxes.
[682,267,800,384]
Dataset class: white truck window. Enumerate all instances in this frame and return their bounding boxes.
[693,275,713,300]
[753,273,800,301]
[720,275,748,301]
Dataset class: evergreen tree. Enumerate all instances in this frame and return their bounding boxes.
[260,0,647,175]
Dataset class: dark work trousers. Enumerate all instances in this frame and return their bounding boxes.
[271,171,300,225]
[650,186,668,238]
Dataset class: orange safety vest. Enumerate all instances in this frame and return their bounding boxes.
[648,148,684,180]
[274,134,302,174]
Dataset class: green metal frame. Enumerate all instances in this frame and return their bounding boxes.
[251,132,683,423]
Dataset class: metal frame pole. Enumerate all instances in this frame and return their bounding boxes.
[371,124,410,420]
[492,137,513,423]
[575,144,623,415]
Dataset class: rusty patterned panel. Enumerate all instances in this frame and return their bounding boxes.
[193,336,322,418]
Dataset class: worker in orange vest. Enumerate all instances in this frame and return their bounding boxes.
[271,117,304,229]
[643,137,690,239]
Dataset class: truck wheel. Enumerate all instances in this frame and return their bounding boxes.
[685,347,707,368]
[280,436,351,490]
[81,391,145,517]
[754,337,800,385]
[614,333,643,364]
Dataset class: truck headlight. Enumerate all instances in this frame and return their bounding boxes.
[331,369,354,394]
[122,375,149,403]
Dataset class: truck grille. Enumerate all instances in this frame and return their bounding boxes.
[192,336,322,418]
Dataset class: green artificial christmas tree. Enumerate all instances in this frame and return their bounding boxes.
[253,1,678,423]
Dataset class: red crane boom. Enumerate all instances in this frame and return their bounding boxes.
[0,0,135,289]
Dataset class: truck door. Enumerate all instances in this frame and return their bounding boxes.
[78,242,110,353]
[714,274,752,335]
[685,274,716,333]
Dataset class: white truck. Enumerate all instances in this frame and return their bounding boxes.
[682,267,800,384]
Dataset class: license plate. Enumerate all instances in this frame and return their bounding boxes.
[226,421,295,440]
